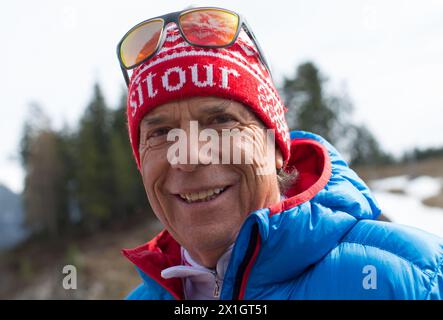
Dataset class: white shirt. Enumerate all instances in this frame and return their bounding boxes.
[161,245,234,300]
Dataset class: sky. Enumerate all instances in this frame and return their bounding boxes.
[1,0,442,193]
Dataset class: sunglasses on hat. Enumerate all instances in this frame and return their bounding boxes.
[116,6,273,86]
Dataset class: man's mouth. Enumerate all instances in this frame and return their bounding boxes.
[178,187,228,203]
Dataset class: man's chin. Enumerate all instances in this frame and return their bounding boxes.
[180,228,237,252]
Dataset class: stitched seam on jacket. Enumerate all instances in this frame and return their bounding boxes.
[424,254,443,299]
[341,241,434,279]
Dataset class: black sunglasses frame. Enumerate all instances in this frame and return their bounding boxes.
[116,7,273,87]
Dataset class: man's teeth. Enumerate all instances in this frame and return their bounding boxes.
[179,187,225,203]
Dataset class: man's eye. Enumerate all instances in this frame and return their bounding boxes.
[150,127,170,138]
[211,114,237,124]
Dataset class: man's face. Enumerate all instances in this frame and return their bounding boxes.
[139,97,282,262]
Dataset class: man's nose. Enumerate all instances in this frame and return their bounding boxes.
[169,122,214,172]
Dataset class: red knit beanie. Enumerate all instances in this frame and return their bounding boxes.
[127,25,290,170]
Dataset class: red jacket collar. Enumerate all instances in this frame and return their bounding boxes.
[269,138,331,215]
[122,229,184,300]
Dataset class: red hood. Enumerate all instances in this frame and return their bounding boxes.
[122,137,331,300]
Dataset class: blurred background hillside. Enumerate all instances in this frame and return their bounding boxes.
[1,0,442,299]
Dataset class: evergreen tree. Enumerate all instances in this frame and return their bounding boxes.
[56,125,78,227]
[19,84,155,237]
[74,83,116,230]
[282,61,391,165]
[349,124,393,165]
[283,62,345,142]
[109,90,148,218]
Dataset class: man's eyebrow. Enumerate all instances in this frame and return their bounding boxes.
[201,102,252,120]
[141,115,168,126]
[201,103,231,115]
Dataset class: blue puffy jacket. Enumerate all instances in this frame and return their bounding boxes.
[122,131,443,299]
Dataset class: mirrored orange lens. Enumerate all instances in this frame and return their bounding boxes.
[179,9,239,46]
[120,19,164,68]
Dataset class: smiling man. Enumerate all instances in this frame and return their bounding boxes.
[137,97,284,271]
[118,7,443,300]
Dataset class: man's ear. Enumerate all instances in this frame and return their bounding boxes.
[275,148,283,170]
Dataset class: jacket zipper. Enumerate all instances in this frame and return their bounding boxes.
[212,270,221,298]
[232,223,259,299]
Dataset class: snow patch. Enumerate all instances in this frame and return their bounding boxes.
[373,191,443,238]
[405,176,442,200]
[370,175,443,238]
[371,175,442,199]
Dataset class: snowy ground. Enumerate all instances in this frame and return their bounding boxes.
[370,175,443,238]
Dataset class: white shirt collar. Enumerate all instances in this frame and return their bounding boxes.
[161,244,234,299]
